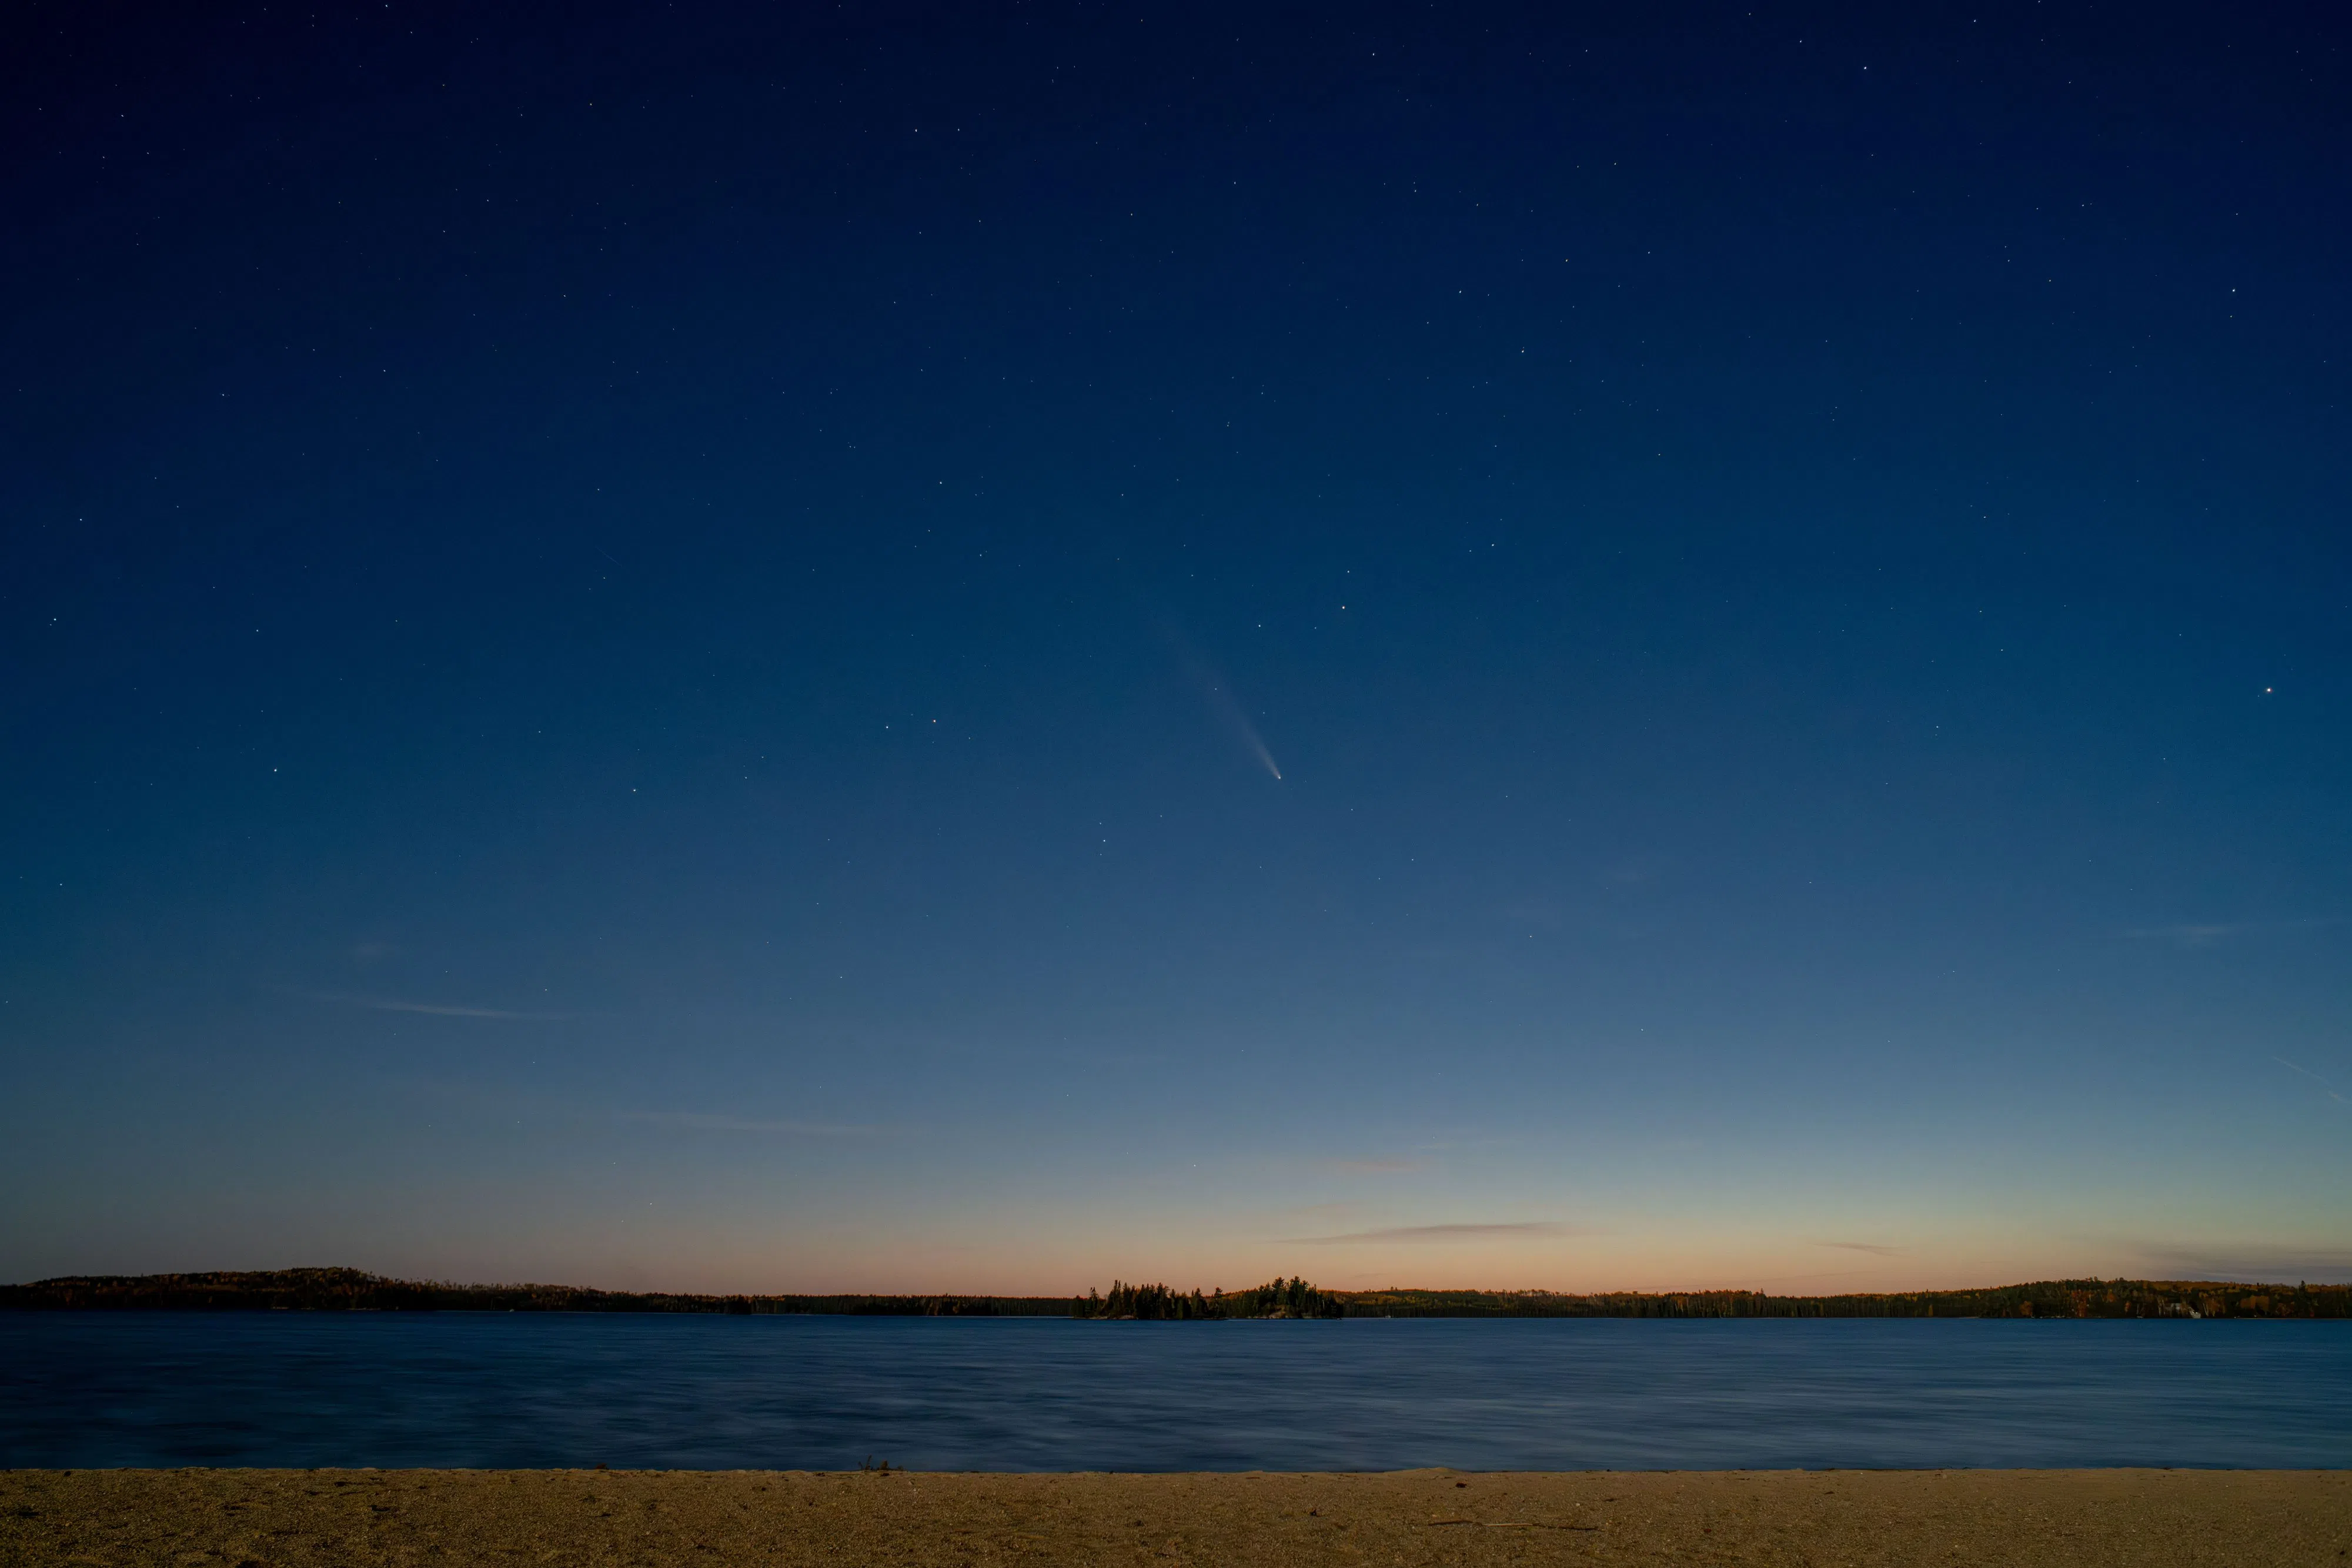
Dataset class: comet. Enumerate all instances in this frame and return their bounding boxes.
[1206,680,1284,781]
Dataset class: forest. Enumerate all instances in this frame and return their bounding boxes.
[1333,1279,2352,1319]
[1072,1277,1345,1319]
[0,1269,1070,1316]
[5,1269,2346,1319]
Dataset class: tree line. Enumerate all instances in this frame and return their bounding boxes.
[5,1269,2344,1320]
[1333,1279,2352,1319]
[1072,1277,1345,1319]
[0,1269,1072,1316]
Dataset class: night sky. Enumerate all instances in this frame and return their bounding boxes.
[5,2,2348,1294]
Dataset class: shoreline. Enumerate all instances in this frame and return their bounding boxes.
[8,1467,2347,1565]
[9,1267,2351,1320]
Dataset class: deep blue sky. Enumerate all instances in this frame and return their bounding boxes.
[5,1,2348,1292]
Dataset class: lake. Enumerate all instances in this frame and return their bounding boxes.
[4,1313,2347,1470]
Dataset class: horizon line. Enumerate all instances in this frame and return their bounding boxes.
[9,1266,2346,1297]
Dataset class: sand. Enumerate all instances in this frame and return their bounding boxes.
[3,1467,2346,1566]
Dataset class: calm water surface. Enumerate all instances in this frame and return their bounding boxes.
[4,1313,2346,1470]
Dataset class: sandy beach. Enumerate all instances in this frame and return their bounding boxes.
[4,1466,2345,1566]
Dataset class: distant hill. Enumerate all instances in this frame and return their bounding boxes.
[4,1268,2346,1319]
[1337,1280,2352,1319]
[0,1269,1071,1316]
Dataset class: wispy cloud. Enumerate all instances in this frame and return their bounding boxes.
[360,999,570,1019]
[2138,1245,2352,1285]
[1323,1158,1426,1175]
[619,1111,883,1136]
[305,991,572,1020]
[2123,922,2241,948]
[1278,1221,1581,1245]
[1816,1240,1903,1256]
[1739,1266,1906,1289]
[2122,918,2336,949]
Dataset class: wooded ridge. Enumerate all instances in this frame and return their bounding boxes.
[5,1269,2346,1319]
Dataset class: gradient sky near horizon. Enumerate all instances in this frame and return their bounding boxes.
[4,1,2350,1295]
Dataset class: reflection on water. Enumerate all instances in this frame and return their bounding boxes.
[4,1312,2347,1470]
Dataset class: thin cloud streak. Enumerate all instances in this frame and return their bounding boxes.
[619,1111,885,1136]
[1278,1221,1581,1245]
[2120,917,2337,948]
[1816,1241,1903,1256]
[2139,1244,2352,1285]
[1324,1158,1425,1174]
[305,991,573,1020]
